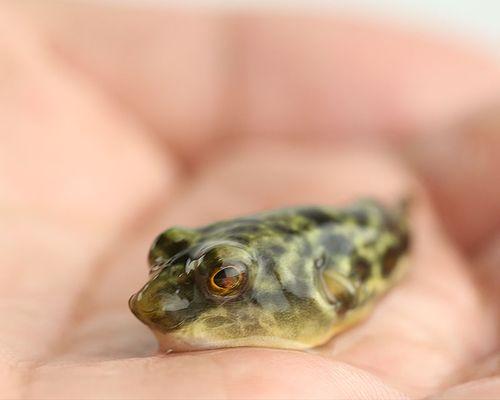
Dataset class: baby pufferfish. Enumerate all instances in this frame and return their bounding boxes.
[129,199,410,352]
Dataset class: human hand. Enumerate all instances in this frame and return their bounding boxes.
[1,2,499,399]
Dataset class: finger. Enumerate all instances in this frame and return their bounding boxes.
[431,377,500,400]
[18,0,500,255]
[15,1,228,158]
[471,233,500,341]
[14,2,500,158]
[429,353,500,400]
[42,145,496,398]
[0,4,174,396]
[27,350,408,400]
[404,106,500,253]
[429,238,500,399]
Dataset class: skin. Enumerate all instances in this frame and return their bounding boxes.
[1,2,500,399]
[131,201,410,351]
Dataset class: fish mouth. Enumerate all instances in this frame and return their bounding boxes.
[129,262,195,330]
[129,289,188,332]
[128,292,153,325]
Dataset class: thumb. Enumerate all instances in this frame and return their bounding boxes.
[404,104,500,254]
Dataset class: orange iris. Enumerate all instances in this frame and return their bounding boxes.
[209,265,246,296]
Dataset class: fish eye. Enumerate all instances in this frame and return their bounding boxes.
[208,264,247,296]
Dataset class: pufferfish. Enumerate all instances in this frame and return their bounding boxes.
[129,199,410,352]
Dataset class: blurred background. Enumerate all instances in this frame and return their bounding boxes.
[118,0,500,52]
[2,1,499,279]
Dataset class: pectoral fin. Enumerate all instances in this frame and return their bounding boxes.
[321,269,357,314]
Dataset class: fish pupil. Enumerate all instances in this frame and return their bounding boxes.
[214,267,240,289]
[210,265,245,295]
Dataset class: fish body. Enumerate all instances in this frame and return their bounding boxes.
[129,199,410,351]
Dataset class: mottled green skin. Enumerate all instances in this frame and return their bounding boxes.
[129,199,410,351]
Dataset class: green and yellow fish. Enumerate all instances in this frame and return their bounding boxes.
[129,199,410,351]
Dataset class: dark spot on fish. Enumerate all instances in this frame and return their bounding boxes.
[198,248,223,271]
[148,235,191,266]
[382,244,404,277]
[176,272,192,285]
[333,288,356,315]
[243,225,261,234]
[268,244,287,256]
[299,208,337,226]
[399,232,410,252]
[257,253,276,272]
[225,234,251,245]
[351,257,371,282]
[350,209,370,226]
[226,224,261,235]
[281,233,294,242]
[320,233,353,255]
[271,222,299,236]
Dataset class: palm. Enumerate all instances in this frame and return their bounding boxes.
[2,3,499,399]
